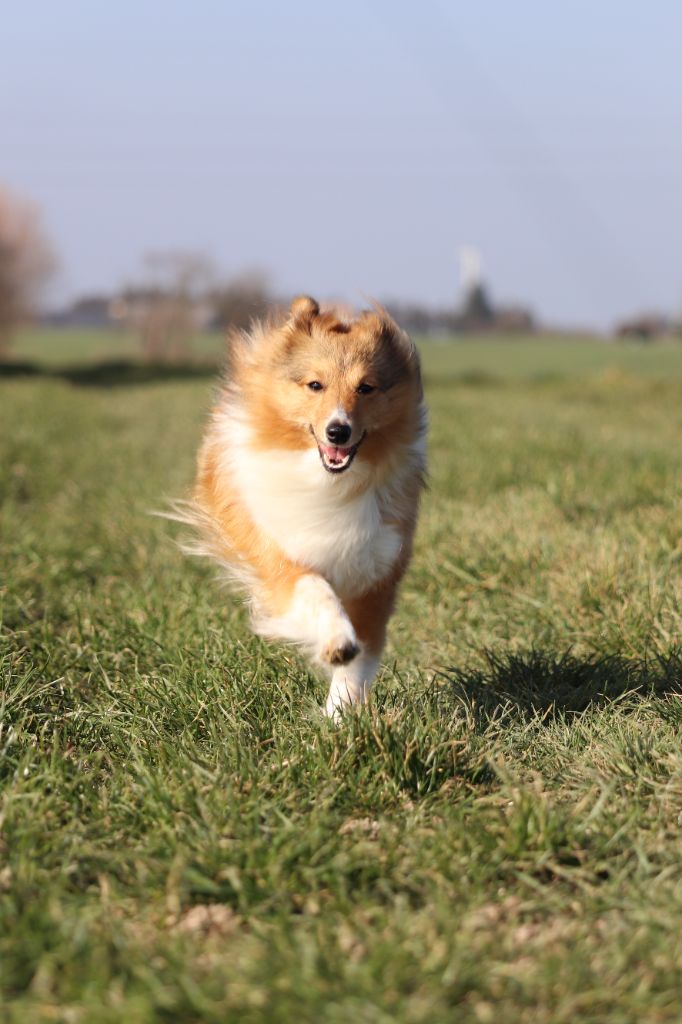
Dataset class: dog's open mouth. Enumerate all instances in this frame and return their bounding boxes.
[315,434,365,474]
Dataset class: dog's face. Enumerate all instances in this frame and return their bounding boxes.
[242,296,422,474]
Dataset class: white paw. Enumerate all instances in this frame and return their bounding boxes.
[324,688,360,720]
[324,652,380,720]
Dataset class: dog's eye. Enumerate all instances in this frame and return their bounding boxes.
[307,380,324,391]
[357,383,375,395]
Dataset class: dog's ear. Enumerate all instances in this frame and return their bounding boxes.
[360,304,414,353]
[289,295,319,323]
[277,295,320,353]
[359,303,421,386]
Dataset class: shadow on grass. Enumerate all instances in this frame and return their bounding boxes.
[438,648,682,718]
[3,362,562,391]
[0,359,219,387]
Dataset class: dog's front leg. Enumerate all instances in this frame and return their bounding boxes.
[258,571,359,668]
[294,574,360,667]
[324,576,400,717]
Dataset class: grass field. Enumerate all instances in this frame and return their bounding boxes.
[2,330,682,1022]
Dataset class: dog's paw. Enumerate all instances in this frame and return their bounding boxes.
[324,678,364,719]
[319,626,359,666]
[323,637,360,666]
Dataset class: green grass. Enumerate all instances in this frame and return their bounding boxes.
[1,330,682,1022]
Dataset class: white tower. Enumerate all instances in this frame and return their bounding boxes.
[458,245,482,299]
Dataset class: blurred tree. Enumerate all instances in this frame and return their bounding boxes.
[210,270,271,331]
[114,251,214,361]
[0,183,55,358]
[614,313,668,341]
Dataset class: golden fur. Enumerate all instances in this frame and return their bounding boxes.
[185,295,427,715]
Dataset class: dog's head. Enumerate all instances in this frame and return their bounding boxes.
[235,295,423,475]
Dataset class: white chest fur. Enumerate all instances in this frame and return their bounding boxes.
[222,416,404,598]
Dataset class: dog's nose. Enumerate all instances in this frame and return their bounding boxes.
[326,420,352,445]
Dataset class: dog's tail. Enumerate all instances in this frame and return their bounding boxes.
[153,499,256,593]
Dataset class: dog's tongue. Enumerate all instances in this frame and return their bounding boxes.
[320,443,350,465]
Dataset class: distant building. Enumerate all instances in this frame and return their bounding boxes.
[43,289,216,331]
[42,294,116,328]
[494,305,536,334]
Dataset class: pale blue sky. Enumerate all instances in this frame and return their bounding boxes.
[2,0,681,328]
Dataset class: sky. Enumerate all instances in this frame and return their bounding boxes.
[2,0,681,329]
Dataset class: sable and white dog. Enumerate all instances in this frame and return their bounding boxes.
[184,296,426,716]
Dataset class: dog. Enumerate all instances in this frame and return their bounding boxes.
[183,295,427,716]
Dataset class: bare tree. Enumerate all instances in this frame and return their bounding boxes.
[113,251,214,361]
[0,184,55,357]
